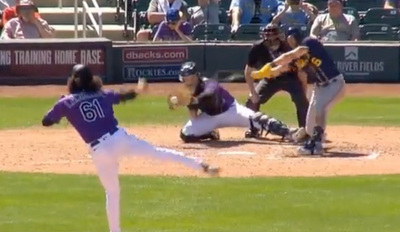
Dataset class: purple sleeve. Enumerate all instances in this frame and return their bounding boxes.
[153,22,168,39]
[105,90,121,105]
[180,23,192,36]
[44,100,65,123]
[197,80,218,99]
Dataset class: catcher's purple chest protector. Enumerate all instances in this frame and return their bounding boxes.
[43,91,120,143]
[191,79,235,116]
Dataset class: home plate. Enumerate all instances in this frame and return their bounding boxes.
[217,151,256,156]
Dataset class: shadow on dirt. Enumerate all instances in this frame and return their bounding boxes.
[202,139,287,148]
[322,151,369,158]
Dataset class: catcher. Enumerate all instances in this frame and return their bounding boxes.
[167,61,305,143]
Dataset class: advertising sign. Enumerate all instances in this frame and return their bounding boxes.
[0,43,107,82]
[327,45,397,82]
[122,46,188,81]
[123,64,181,81]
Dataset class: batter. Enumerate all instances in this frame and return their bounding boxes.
[41,64,220,232]
[253,28,346,155]
[177,61,304,143]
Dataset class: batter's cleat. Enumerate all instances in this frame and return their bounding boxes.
[244,128,260,138]
[201,163,221,176]
[297,141,324,156]
[210,130,220,141]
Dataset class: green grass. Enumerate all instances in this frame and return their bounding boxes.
[1,95,400,232]
[0,95,399,129]
[1,173,400,232]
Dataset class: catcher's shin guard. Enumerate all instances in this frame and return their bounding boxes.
[180,130,220,143]
[250,112,291,139]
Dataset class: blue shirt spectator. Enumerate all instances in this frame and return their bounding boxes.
[271,0,316,26]
[230,0,281,32]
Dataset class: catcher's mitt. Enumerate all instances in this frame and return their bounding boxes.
[167,86,195,110]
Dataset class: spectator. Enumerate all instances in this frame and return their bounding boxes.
[1,0,54,39]
[384,0,400,9]
[1,0,41,28]
[136,0,189,41]
[188,0,220,26]
[230,0,281,33]
[272,0,316,25]
[309,0,358,41]
[153,8,192,42]
[303,1,318,16]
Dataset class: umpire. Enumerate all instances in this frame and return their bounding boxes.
[244,23,309,138]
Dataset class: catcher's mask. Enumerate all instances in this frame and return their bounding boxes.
[286,27,304,48]
[179,61,199,88]
[67,64,102,93]
[260,24,284,51]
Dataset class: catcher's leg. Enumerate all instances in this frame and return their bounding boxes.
[245,79,280,138]
[218,101,302,142]
[299,75,346,155]
[90,141,121,232]
[180,113,220,143]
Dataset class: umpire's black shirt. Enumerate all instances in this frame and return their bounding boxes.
[247,40,297,80]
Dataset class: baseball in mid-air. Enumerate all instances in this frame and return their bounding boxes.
[170,96,179,104]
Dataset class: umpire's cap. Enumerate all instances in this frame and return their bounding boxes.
[179,61,198,82]
[71,64,93,82]
[287,27,304,44]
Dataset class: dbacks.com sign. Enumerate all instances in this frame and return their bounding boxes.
[122,46,188,81]
[123,47,188,63]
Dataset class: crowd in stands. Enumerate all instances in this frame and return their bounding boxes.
[133,0,400,42]
[0,0,398,41]
[0,0,54,39]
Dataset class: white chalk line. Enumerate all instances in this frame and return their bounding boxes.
[22,159,91,166]
[265,145,381,160]
[217,151,256,156]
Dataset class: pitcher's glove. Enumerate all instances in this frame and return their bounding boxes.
[167,87,196,110]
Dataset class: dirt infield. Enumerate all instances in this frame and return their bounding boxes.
[1,84,399,177]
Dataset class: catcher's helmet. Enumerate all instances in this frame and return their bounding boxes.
[179,61,198,81]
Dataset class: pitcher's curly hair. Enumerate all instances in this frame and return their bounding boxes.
[67,64,103,94]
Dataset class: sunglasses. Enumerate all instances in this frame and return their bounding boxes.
[16,5,38,12]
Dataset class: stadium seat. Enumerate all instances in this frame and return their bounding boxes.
[219,8,228,24]
[363,8,400,27]
[233,24,264,41]
[280,23,309,37]
[359,23,393,41]
[324,7,360,22]
[345,0,381,11]
[219,0,230,11]
[192,24,231,40]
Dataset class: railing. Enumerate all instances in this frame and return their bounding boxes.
[59,0,103,38]
[82,0,103,38]
[116,0,137,39]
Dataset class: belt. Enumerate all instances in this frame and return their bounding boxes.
[89,127,118,148]
[316,77,337,87]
